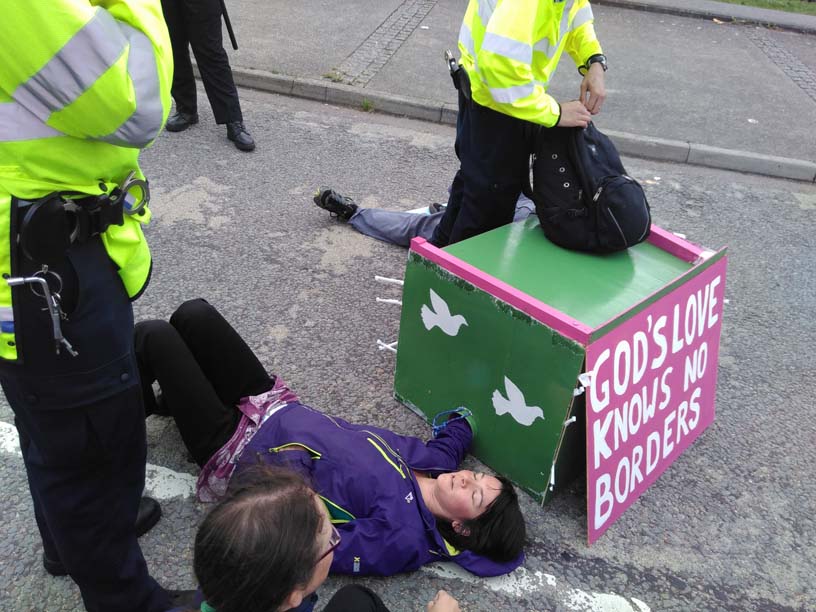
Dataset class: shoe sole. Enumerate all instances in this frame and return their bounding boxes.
[231,140,256,152]
[165,120,198,133]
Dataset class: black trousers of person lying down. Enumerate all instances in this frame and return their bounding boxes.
[134,298,272,466]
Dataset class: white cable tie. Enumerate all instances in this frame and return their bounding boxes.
[374,276,404,286]
[376,298,403,306]
[573,372,592,396]
[548,465,555,491]
[376,339,398,353]
[563,416,577,426]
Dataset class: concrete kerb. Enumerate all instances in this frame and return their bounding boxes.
[230,67,816,183]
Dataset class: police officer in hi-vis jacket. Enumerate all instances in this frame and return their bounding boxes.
[0,2,192,610]
[431,0,608,247]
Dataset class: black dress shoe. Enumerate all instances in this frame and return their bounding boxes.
[43,497,162,577]
[42,552,68,577]
[165,111,199,132]
[135,496,162,537]
[226,121,255,151]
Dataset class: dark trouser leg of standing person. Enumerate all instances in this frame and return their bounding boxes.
[161,0,200,131]
[322,585,392,612]
[135,299,274,466]
[182,0,242,124]
[182,0,255,150]
[430,88,468,247]
[0,237,170,612]
[430,89,533,247]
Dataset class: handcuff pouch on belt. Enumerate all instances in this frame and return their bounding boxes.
[18,173,149,267]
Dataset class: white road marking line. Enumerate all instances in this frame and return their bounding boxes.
[422,564,651,612]
[0,420,197,500]
[2,421,650,610]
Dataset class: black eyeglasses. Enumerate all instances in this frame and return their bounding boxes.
[315,523,342,564]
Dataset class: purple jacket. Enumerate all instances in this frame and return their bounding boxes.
[236,402,523,577]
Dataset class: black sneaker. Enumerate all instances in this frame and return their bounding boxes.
[313,187,358,221]
[428,202,447,214]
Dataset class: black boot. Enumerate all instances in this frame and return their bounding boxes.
[165,111,199,132]
[226,121,255,151]
[43,497,162,576]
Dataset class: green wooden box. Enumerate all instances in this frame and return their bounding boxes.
[394,219,727,540]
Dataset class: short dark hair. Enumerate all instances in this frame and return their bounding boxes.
[435,475,526,563]
[193,465,322,612]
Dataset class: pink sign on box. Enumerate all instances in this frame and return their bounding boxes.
[585,256,728,544]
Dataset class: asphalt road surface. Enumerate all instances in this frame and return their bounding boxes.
[1,88,813,611]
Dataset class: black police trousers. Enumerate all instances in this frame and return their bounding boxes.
[430,88,539,247]
[161,0,243,124]
[0,237,168,612]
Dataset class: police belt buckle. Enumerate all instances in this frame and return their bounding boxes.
[18,171,150,266]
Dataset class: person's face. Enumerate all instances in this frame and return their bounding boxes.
[434,470,502,523]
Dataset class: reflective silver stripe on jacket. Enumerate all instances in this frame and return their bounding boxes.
[488,82,535,104]
[0,102,61,141]
[533,0,576,60]
[571,4,594,31]
[99,24,163,147]
[1,8,161,145]
[12,8,127,121]
[481,32,532,65]
[478,0,496,26]
[459,22,475,57]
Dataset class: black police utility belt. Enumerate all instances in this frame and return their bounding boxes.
[7,172,149,357]
[17,171,149,266]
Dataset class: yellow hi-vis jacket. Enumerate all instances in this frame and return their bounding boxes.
[459,0,603,127]
[0,0,173,361]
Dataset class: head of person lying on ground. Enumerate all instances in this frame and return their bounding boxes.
[416,469,525,564]
[191,465,336,612]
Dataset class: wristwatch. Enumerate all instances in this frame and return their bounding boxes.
[578,54,607,76]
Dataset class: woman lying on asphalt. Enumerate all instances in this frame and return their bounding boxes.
[171,465,463,612]
[136,299,526,577]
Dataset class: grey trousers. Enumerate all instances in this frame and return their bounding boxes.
[348,195,535,247]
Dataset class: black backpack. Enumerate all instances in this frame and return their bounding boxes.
[524,122,651,253]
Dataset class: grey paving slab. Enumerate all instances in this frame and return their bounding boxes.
[226,0,404,77]
[553,5,816,162]
[596,0,816,34]
[365,0,462,104]
[362,4,816,163]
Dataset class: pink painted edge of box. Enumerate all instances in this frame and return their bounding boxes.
[646,225,704,262]
[590,246,728,339]
[410,238,593,345]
